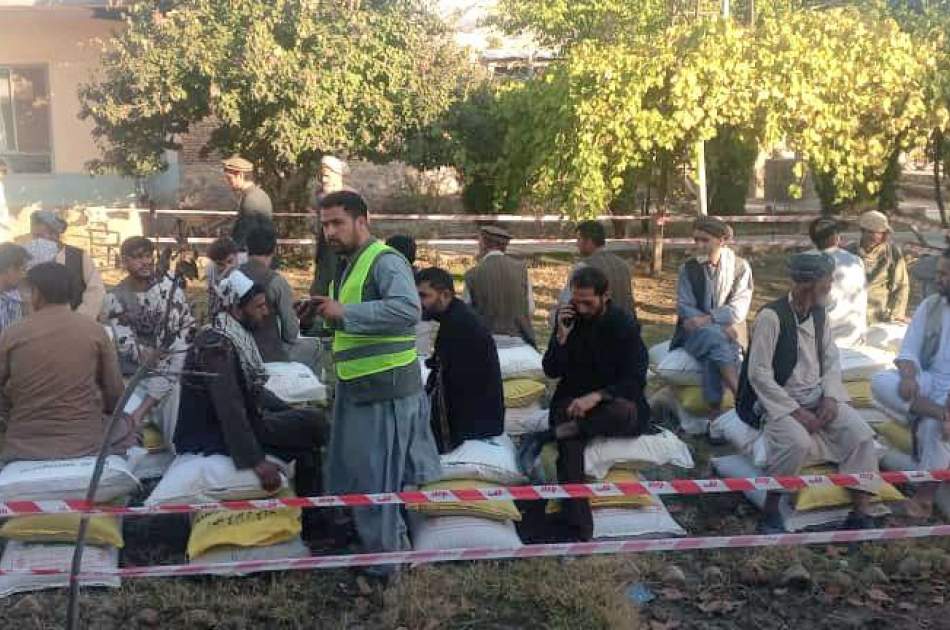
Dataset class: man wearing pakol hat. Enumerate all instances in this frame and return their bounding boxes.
[298,190,440,574]
[23,209,105,319]
[736,252,881,533]
[671,216,753,430]
[174,269,325,503]
[222,155,274,253]
[847,210,909,325]
[871,247,950,518]
[807,217,867,347]
[463,224,536,346]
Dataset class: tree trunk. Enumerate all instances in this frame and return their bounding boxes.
[934,129,948,228]
[878,142,902,212]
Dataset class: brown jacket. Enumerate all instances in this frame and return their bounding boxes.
[464,252,533,340]
[0,305,125,461]
[585,250,635,316]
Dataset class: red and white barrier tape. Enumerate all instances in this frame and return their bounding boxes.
[5,525,950,579]
[3,470,949,518]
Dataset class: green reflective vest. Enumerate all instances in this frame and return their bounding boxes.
[331,240,417,381]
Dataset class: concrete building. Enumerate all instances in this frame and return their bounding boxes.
[0,2,159,211]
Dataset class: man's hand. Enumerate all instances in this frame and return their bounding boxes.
[791,407,821,434]
[253,460,283,493]
[722,324,739,343]
[314,297,345,323]
[684,314,712,333]
[815,396,838,426]
[899,375,920,402]
[567,392,603,420]
[295,299,320,329]
[556,304,576,345]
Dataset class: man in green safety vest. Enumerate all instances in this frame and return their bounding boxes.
[306,190,441,574]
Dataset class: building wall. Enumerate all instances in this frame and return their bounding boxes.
[0,7,136,209]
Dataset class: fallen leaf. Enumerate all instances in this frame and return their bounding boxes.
[649,621,680,630]
[846,597,864,607]
[898,602,917,612]
[867,588,893,604]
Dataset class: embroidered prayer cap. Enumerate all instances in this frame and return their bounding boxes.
[693,216,732,240]
[216,269,256,308]
[222,155,254,173]
[788,252,836,283]
[858,210,893,234]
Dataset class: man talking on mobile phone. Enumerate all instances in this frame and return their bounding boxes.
[542,266,653,541]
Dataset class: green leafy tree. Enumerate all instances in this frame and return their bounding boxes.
[755,7,939,212]
[79,0,476,207]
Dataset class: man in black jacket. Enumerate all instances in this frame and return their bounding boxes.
[174,270,324,498]
[543,266,652,541]
[417,267,504,452]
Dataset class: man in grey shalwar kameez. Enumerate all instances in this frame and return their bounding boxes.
[302,191,441,569]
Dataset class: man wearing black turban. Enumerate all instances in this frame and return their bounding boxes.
[736,252,882,534]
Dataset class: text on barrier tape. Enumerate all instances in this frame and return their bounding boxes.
[1,470,949,517]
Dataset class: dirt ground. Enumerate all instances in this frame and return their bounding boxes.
[5,248,950,629]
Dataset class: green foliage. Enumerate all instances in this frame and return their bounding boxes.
[79,0,476,207]
[444,1,950,217]
[707,126,758,215]
[756,8,939,211]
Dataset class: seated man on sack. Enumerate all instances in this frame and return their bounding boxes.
[0,243,30,335]
[671,217,753,426]
[543,266,653,541]
[174,270,325,498]
[0,263,127,461]
[807,217,867,347]
[239,228,299,362]
[871,247,950,518]
[101,236,195,444]
[417,267,504,452]
[738,253,881,534]
[847,210,910,325]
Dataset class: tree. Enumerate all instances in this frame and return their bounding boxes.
[79,0,477,208]
[755,7,939,213]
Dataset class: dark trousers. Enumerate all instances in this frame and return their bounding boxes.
[553,399,639,541]
[259,407,326,499]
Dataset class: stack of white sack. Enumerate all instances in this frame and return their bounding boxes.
[145,454,301,573]
[0,543,120,598]
[186,493,307,575]
[145,454,292,505]
[649,340,701,387]
[863,322,908,355]
[0,456,140,597]
[711,453,904,533]
[492,336,550,437]
[409,435,525,550]
[264,362,328,406]
[531,430,692,539]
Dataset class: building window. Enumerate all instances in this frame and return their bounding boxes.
[0,65,52,174]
